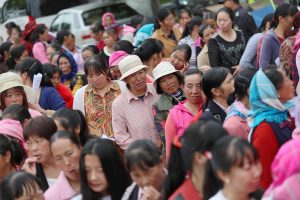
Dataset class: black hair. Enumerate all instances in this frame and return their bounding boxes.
[179,8,192,19]
[14,57,50,87]
[192,4,205,17]
[133,38,163,62]
[182,16,202,39]
[164,120,228,199]
[201,67,230,101]
[172,43,192,62]
[5,22,18,30]
[84,54,111,78]
[262,64,284,90]
[30,24,48,43]
[50,130,81,149]
[199,23,213,38]
[103,28,118,38]
[0,42,13,62]
[0,134,26,169]
[82,45,99,55]
[125,139,162,171]
[154,8,173,30]
[52,108,91,146]
[156,73,183,95]
[6,44,27,70]
[90,20,105,33]
[2,104,31,126]
[232,68,257,101]
[114,40,135,54]
[130,15,144,29]
[80,139,132,200]
[43,63,62,86]
[216,7,234,22]
[257,13,274,33]
[183,68,202,85]
[271,3,298,28]
[23,116,57,141]
[55,29,72,46]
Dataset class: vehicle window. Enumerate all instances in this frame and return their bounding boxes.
[82,3,138,26]
[2,0,26,22]
[50,14,64,32]
[61,13,73,31]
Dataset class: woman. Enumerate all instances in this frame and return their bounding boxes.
[174,9,192,34]
[10,26,22,46]
[248,66,295,189]
[165,68,203,159]
[200,67,235,124]
[43,63,74,108]
[109,50,128,80]
[170,44,192,73]
[259,4,297,69]
[223,68,257,139]
[102,12,118,29]
[102,28,118,62]
[164,120,228,200]
[197,23,216,71]
[81,45,99,62]
[152,62,184,149]
[0,171,45,200]
[0,71,42,117]
[152,8,182,58]
[79,138,132,200]
[208,7,246,74]
[122,140,166,200]
[45,131,82,200]
[31,24,50,64]
[52,108,91,146]
[23,116,60,191]
[263,137,300,199]
[73,55,121,138]
[15,57,66,114]
[0,42,13,73]
[178,16,202,68]
[209,136,263,200]
[90,20,105,51]
[6,44,29,70]
[133,38,163,79]
[0,134,25,181]
[57,52,78,90]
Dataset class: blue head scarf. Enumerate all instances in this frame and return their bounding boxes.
[248,69,295,128]
[57,52,78,83]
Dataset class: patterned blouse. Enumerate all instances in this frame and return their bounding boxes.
[84,81,121,138]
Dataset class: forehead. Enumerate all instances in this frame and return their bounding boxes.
[51,138,76,153]
[217,11,230,19]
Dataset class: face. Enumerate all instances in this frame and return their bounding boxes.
[217,11,232,32]
[160,14,175,31]
[87,69,110,91]
[125,69,147,94]
[158,74,180,94]
[179,12,191,27]
[130,162,164,190]
[277,69,294,103]
[105,16,113,27]
[4,87,24,107]
[50,72,61,88]
[280,15,295,31]
[84,154,108,193]
[11,28,21,43]
[15,183,45,200]
[103,32,117,47]
[18,50,29,63]
[214,73,235,100]
[183,74,202,104]
[110,65,122,80]
[39,28,49,42]
[51,138,81,181]
[91,30,103,41]
[203,27,216,44]
[27,136,52,165]
[82,50,95,62]
[223,0,233,9]
[170,50,187,71]
[58,57,72,75]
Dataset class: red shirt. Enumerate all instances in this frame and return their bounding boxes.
[56,83,74,109]
[169,178,202,200]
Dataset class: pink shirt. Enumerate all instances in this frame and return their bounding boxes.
[112,83,161,149]
[32,42,49,64]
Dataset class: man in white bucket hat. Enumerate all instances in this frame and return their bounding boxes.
[112,55,161,149]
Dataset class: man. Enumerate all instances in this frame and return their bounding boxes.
[219,0,257,40]
[112,55,161,149]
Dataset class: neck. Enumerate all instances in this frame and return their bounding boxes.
[223,185,249,200]
[69,178,81,193]
[213,97,229,108]
[185,101,200,115]
[161,26,171,35]
[274,25,285,38]
[130,86,147,97]
[190,31,199,41]
[191,164,205,197]
[42,157,57,169]
[94,82,110,96]
[221,28,234,36]
[240,97,249,110]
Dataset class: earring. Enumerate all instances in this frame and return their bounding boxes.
[277,93,281,98]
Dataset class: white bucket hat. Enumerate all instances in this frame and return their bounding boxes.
[119,55,147,81]
[153,61,182,89]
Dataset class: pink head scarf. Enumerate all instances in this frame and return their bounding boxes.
[102,12,116,28]
[264,137,300,198]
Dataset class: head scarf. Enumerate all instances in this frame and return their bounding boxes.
[101,12,116,28]
[248,69,294,129]
[57,52,78,83]
[264,137,300,199]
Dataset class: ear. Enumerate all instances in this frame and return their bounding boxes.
[211,87,220,97]
[4,151,11,163]
[193,152,206,165]
[74,125,81,136]
[216,170,230,184]
[21,72,28,83]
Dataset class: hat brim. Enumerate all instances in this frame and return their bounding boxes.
[0,82,24,94]
[119,65,147,81]
[153,70,182,90]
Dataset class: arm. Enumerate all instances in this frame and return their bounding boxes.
[32,42,49,64]
[208,38,220,67]
[165,113,177,161]
[46,88,66,110]
[259,34,274,69]
[239,34,260,68]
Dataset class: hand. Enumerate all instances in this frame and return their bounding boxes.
[28,103,46,115]
[22,157,37,175]
[199,65,211,73]
[141,186,161,200]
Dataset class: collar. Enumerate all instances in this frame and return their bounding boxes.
[212,100,228,113]
[125,84,154,102]
[57,172,78,199]
[156,28,174,39]
[85,81,119,95]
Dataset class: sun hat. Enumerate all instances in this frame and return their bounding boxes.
[152,61,181,90]
[109,51,128,67]
[0,72,24,94]
[119,55,147,81]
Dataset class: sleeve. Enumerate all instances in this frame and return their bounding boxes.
[208,38,220,67]
[252,123,279,189]
[46,88,66,110]
[32,42,49,64]
[259,34,274,69]
[73,88,85,115]
[112,100,131,150]
[239,35,259,68]
[165,112,177,161]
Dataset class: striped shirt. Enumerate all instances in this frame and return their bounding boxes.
[112,83,161,149]
[179,35,198,68]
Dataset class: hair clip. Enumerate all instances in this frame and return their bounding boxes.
[173,135,182,148]
[204,151,212,160]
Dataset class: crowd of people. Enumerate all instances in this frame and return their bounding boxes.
[0,0,300,199]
